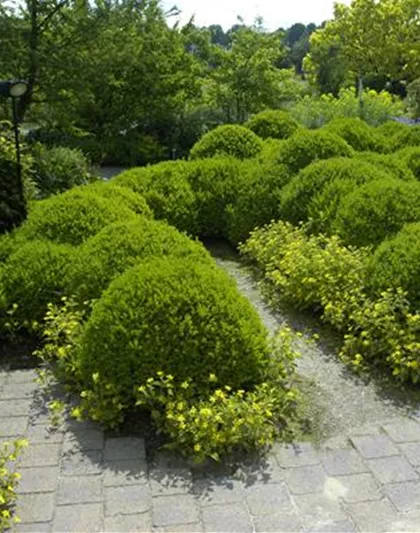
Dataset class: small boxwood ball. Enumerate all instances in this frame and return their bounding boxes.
[190,125,263,160]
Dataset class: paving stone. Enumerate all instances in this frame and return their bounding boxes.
[149,467,193,496]
[193,477,244,506]
[351,434,400,459]
[20,443,61,467]
[57,475,102,504]
[347,499,398,533]
[0,381,38,400]
[16,492,55,523]
[293,493,350,526]
[385,481,420,512]
[273,442,320,468]
[7,370,37,384]
[245,483,292,515]
[233,454,284,484]
[254,512,304,532]
[105,484,151,515]
[284,465,326,495]
[157,522,204,532]
[151,450,190,470]
[17,522,51,532]
[383,419,420,443]
[306,519,358,532]
[103,459,148,487]
[61,449,103,476]
[52,503,103,532]
[104,437,146,461]
[320,448,367,476]
[0,399,33,418]
[152,494,200,527]
[63,428,104,452]
[328,473,382,503]
[104,513,152,532]
[349,424,382,436]
[399,442,420,467]
[368,456,419,484]
[387,511,420,532]
[201,503,252,533]
[25,423,65,444]
[19,466,59,493]
[0,416,28,437]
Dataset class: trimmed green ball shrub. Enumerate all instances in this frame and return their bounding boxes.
[279,157,390,225]
[395,147,420,180]
[277,129,354,174]
[367,223,420,306]
[190,125,263,160]
[354,152,415,181]
[324,117,389,153]
[77,257,270,419]
[245,110,300,140]
[114,162,197,233]
[334,178,420,247]
[376,120,410,138]
[64,218,211,304]
[392,125,420,151]
[82,182,152,217]
[20,189,137,245]
[0,240,73,326]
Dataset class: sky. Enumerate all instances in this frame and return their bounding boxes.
[161,0,350,31]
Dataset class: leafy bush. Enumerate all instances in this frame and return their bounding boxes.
[376,120,411,138]
[392,126,420,151]
[189,125,263,160]
[354,152,415,181]
[0,439,28,531]
[0,240,74,328]
[395,147,420,180]
[323,117,389,152]
[82,182,152,218]
[245,110,300,140]
[277,129,354,175]
[64,218,211,304]
[114,162,197,233]
[334,178,420,247]
[279,157,389,225]
[226,160,291,245]
[367,223,420,307]
[20,189,137,245]
[76,257,270,425]
[32,145,96,197]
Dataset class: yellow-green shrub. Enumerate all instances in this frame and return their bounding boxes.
[190,125,263,160]
[0,439,28,531]
[324,117,389,153]
[376,120,410,138]
[82,182,152,217]
[354,152,415,181]
[245,110,300,140]
[392,125,420,151]
[395,147,420,180]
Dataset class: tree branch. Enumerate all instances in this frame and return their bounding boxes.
[37,0,70,33]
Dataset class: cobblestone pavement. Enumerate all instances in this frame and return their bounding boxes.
[1,369,420,532]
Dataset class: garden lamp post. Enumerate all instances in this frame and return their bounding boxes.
[0,79,29,221]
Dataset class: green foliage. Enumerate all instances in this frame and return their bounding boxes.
[277,129,354,175]
[407,78,420,118]
[0,240,74,329]
[376,120,411,138]
[82,182,153,218]
[392,126,420,151]
[114,162,197,233]
[32,145,96,197]
[334,178,420,246]
[64,218,211,304]
[189,125,263,160]
[77,257,270,426]
[245,110,300,140]
[226,160,291,245]
[20,189,137,245]
[323,117,389,152]
[394,147,420,179]
[279,157,388,225]
[367,223,420,307]
[0,439,28,531]
[354,151,415,181]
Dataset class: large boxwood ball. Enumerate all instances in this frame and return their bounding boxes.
[392,125,420,151]
[367,223,420,306]
[276,129,354,174]
[77,257,270,412]
[65,218,211,304]
[82,182,153,217]
[354,152,415,181]
[376,120,410,139]
[0,240,74,326]
[334,178,420,247]
[245,110,300,140]
[189,125,263,160]
[324,117,389,153]
[395,147,420,180]
[21,189,137,245]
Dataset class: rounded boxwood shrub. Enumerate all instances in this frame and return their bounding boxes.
[114,161,197,233]
[279,157,390,225]
[277,129,354,174]
[64,218,211,304]
[354,152,415,181]
[392,125,420,151]
[395,147,420,180]
[334,178,420,247]
[367,223,420,306]
[324,117,389,153]
[82,182,152,217]
[376,120,410,138]
[245,110,300,140]
[189,125,263,160]
[77,257,270,418]
[20,189,137,245]
[0,239,74,326]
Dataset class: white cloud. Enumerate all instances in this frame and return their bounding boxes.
[162,0,350,30]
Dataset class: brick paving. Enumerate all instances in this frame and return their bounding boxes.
[1,370,420,532]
